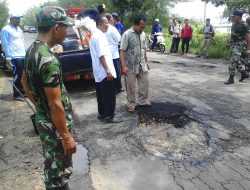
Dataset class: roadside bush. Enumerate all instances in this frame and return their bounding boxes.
[162,24,231,59]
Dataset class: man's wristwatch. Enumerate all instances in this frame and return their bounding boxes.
[106,69,111,74]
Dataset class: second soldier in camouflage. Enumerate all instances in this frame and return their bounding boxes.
[224,10,250,84]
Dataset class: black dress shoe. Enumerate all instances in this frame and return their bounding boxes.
[97,115,105,120]
[105,116,123,123]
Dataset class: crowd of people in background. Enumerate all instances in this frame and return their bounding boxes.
[168,17,214,57]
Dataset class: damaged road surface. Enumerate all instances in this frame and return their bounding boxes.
[1,50,250,190]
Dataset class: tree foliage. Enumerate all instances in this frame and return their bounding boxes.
[57,0,189,28]
[21,0,190,29]
[21,1,59,27]
[0,0,9,31]
[110,0,189,28]
[201,0,250,17]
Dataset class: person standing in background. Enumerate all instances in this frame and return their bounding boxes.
[224,10,250,84]
[112,13,124,35]
[1,13,26,101]
[181,19,193,55]
[197,18,214,58]
[105,13,123,94]
[170,19,181,53]
[89,15,122,123]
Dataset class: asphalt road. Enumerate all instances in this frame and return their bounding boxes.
[0,33,250,190]
[24,32,37,48]
[69,53,250,190]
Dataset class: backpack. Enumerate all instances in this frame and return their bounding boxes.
[204,25,215,37]
[168,25,173,35]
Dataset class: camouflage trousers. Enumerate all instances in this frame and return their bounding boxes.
[37,121,73,190]
[228,41,247,75]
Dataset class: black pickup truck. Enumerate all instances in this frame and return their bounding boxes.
[57,26,93,81]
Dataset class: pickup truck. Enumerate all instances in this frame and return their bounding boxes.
[56,8,93,81]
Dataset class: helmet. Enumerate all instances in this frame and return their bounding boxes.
[97,4,106,14]
[112,12,119,19]
[154,18,159,23]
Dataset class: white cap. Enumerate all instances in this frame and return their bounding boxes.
[9,12,23,19]
[154,18,159,22]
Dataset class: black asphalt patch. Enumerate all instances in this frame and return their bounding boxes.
[137,102,190,128]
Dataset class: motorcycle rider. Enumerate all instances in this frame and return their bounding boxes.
[150,18,162,51]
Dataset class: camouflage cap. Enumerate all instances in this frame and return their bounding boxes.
[36,6,74,27]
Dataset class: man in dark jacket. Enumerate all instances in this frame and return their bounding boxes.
[181,19,193,55]
[112,13,124,35]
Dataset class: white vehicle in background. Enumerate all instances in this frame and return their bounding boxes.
[23,25,30,33]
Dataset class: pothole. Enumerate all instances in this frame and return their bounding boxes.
[134,102,214,162]
[138,102,190,128]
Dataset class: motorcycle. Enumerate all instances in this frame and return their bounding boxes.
[147,32,166,53]
[0,40,7,70]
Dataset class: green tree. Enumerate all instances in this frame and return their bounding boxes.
[111,0,189,29]
[57,0,189,28]
[21,1,59,27]
[0,0,9,31]
[21,7,37,26]
[201,0,250,17]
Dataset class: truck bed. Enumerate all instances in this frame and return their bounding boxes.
[58,48,92,76]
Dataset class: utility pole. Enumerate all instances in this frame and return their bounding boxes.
[204,0,208,23]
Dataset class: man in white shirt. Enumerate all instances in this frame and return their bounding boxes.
[1,13,26,101]
[89,15,122,123]
[105,13,123,94]
[170,19,181,53]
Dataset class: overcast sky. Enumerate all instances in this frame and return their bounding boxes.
[172,0,226,24]
[7,0,225,24]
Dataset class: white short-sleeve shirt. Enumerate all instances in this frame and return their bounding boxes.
[89,29,117,82]
[105,24,121,59]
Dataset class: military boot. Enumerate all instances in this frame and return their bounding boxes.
[224,75,234,85]
[239,71,249,82]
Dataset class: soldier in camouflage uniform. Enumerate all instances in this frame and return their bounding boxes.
[246,16,250,71]
[224,10,250,84]
[21,6,77,190]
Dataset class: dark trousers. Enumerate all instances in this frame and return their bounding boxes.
[150,35,157,50]
[181,38,190,53]
[11,58,24,97]
[96,77,116,118]
[113,58,122,92]
[170,37,180,53]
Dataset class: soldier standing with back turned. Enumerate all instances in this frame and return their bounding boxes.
[224,10,250,84]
